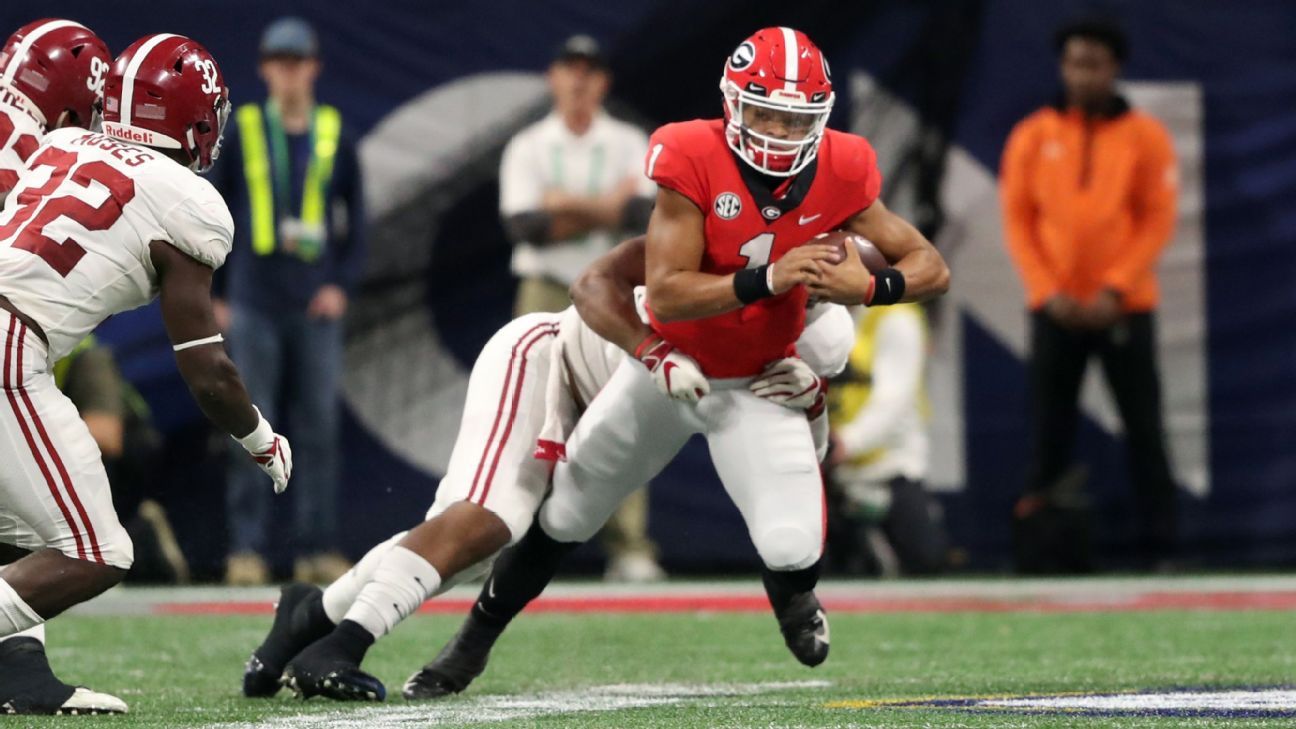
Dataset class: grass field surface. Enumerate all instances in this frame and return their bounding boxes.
[15,576,1296,727]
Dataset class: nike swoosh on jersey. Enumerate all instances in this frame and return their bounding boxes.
[798,213,822,225]
[663,361,678,392]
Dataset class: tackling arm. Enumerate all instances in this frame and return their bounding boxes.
[569,235,651,354]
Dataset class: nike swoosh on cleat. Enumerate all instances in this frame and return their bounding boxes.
[814,609,830,645]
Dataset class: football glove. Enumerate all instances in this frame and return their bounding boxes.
[234,406,293,494]
[635,334,710,403]
[751,357,827,416]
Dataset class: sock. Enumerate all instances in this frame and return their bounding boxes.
[0,624,44,645]
[473,520,578,630]
[329,619,377,665]
[344,546,441,639]
[761,560,822,615]
[0,579,43,638]
[322,530,405,624]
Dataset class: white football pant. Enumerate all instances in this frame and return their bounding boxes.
[541,357,825,571]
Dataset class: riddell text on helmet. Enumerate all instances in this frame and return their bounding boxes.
[102,122,158,144]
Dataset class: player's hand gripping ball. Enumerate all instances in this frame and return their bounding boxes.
[808,230,889,305]
[816,230,888,271]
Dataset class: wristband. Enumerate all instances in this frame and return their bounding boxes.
[234,406,273,449]
[633,333,663,360]
[734,265,774,304]
[173,333,224,352]
[867,268,906,306]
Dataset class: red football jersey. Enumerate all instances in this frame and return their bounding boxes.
[644,119,882,377]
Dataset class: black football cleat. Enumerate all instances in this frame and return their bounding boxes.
[282,621,384,702]
[774,591,830,667]
[243,582,335,697]
[0,637,127,715]
[402,614,500,700]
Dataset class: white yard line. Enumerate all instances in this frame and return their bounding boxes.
[202,681,832,729]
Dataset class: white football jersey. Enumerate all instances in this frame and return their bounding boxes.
[0,127,232,360]
[0,89,45,194]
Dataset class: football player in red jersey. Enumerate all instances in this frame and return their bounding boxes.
[402,27,950,685]
[238,234,854,703]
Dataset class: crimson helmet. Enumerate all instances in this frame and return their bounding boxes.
[720,27,834,177]
[102,34,229,172]
[0,19,110,129]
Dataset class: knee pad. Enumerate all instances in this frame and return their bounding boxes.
[537,499,600,545]
[754,525,822,572]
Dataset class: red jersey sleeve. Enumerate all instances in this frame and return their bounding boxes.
[645,123,707,210]
[826,130,883,215]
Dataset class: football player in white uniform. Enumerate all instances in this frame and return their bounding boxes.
[0,34,292,714]
[0,18,125,716]
[237,236,853,701]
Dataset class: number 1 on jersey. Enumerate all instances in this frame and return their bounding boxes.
[738,232,774,269]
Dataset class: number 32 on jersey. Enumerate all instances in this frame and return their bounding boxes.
[0,147,135,277]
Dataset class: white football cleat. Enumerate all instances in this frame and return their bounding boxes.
[56,687,128,715]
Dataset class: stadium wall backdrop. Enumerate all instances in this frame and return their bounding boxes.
[5,0,1290,573]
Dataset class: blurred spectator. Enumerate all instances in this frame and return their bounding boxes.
[54,339,186,583]
[498,35,662,582]
[210,17,366,585]
[825,305,948,576]
[1000,19,1179,571]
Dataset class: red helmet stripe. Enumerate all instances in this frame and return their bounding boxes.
[119,33,178,126]
[778,26,798,93]
[0,19,85,84]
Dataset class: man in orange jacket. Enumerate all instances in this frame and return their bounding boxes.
[1000,19,1179,569]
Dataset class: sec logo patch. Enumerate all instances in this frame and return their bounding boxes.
[714,192,742,220]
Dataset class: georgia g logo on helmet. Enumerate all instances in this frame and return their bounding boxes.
[729,41,755,71]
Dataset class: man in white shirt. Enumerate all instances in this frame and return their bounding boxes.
[497,35,660,581]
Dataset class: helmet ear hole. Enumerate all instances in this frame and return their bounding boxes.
[195,120,211,134]
[173,58,184,73]
[70,44,84,57]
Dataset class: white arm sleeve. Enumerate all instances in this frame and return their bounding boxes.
[835,309,925,458]
[498,134,543,216]
[797,303,855,378]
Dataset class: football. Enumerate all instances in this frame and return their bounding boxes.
[815,230,889,272]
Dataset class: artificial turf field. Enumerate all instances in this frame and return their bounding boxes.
[22,576,1296,728]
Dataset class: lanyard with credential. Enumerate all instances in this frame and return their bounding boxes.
[264,102,326,261]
